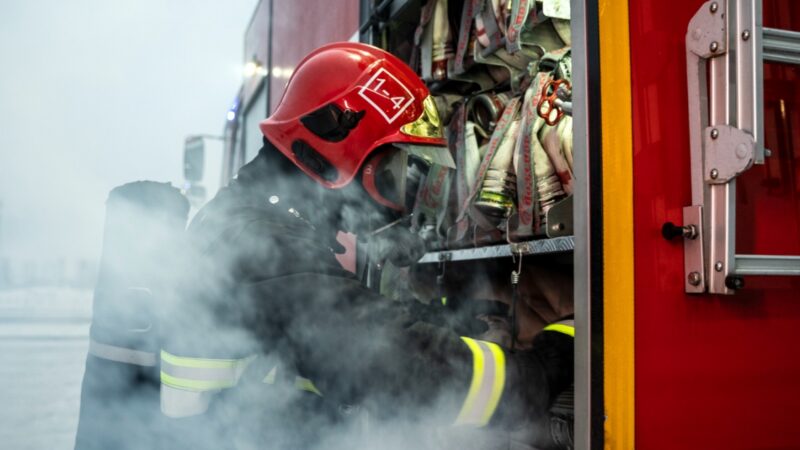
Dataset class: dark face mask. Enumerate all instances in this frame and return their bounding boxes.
[361,144,455,213]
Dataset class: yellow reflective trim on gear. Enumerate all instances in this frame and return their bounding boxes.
[160,371,235,391]
[455,337,506,427]
[453,337,507,426]
[543,323,575,337]
[455,337,485,425]
[262,366,278,385]
[482,341,506,425]
[160,350,242,369]
[295,377,323,397]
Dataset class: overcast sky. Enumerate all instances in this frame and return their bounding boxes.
[0,0,258,261]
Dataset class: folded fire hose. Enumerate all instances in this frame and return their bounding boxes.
[404,2,576,448]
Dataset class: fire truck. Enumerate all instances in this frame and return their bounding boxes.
[184,0,800,448]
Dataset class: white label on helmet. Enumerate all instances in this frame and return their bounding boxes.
[358,68,415,124]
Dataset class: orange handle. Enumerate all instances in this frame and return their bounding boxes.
[536,79,571,126]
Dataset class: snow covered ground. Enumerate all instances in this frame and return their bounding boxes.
[0,288,92,450]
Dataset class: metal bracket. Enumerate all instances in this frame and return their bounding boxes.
[703,125,755,184]
[546,195,574,238]
[686,1,727,59]
[416,236,575,263]
[683,205,706,293]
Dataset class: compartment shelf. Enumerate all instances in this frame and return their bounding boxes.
[417,236,575,263]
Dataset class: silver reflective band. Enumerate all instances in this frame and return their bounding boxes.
[454,337,506,427]
[88,339,156,367]
[161,384,214,418]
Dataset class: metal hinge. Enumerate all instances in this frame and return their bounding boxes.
[703,125,755,184]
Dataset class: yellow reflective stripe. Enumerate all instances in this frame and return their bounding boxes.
[456,337,485,424]
[160,371,235,391]
[262,366,277,385]
[294,377,323,397]
[483,341,506,425]
[160,350,243,369]
[261,365,322,396]
[160,351,255,393]
[454,337,506,427]
[599,0,635,446]
[543,323,575,337]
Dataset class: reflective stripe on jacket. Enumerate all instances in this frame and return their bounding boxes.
[160,350,255,418]
[454,319,574,428]
[543,319,575,337]
[88,339,157,367]
[453,337,506,427]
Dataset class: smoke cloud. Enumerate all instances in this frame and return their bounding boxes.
[0,2,574,449]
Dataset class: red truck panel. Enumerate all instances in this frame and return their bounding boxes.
[243,0,271,107]
[630,1,800,448]
[269,0,360,113]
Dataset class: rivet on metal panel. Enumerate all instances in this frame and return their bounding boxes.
[735,143,749,159]
[710,168,719,179]
[688,272,702,286]
[709,2,718,13]
[765,148,772,158]
[710,128,719,139]
[741,29,751,41]
[710,41,719,52]
[715,261,724,272]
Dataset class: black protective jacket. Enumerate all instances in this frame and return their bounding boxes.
[160,148,572,449]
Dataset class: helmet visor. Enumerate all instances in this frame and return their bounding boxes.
[400,96,444,140]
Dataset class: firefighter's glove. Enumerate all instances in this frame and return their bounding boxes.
[368,226,427,267]
[409,298,508,337]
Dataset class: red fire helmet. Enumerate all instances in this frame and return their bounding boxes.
[259,42,448,191]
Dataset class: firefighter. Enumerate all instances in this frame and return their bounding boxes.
[159,42,573,449]
[75,182,189,450]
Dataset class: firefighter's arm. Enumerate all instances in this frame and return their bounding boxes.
[406,296,509,337]
[410,260,573,349]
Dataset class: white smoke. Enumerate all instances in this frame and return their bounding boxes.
[0,1,575,448]
[0,1,257,448]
